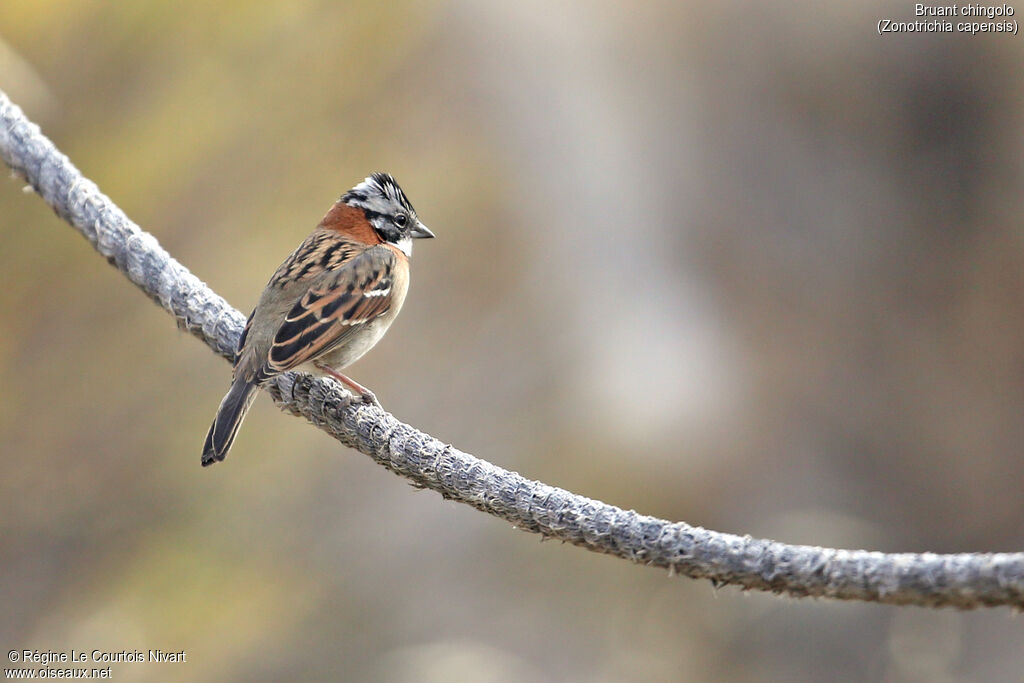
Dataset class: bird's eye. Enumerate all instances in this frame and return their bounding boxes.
[394,213,408,228]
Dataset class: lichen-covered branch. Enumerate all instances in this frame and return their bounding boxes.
[3,89,1022,610]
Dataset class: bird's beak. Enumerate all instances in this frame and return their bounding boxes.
[411,220,435,239]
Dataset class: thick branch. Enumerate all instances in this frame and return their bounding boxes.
[3,89,1022,610]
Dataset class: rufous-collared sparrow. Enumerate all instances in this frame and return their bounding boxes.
[202,173,434,466]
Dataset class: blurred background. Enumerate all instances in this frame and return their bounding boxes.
[3,1,1024,680]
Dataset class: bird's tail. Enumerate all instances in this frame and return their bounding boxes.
[202,379,258,466]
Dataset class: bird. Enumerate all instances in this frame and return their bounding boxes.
[201,172,434,466]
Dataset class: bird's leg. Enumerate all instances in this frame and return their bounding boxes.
[314,362,380,406]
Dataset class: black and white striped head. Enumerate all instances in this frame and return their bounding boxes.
[342,172,433,256]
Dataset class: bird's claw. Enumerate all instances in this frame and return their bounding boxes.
[357,388,380,407]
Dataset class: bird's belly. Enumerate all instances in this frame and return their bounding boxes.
[315,315,395,372]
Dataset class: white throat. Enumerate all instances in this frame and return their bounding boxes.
[395,236,413,258]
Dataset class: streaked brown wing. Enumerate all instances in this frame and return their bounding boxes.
[266,246,396,373]
[268,230,361,289]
